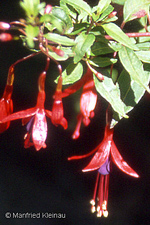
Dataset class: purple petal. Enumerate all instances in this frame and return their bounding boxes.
[98,157,110,175]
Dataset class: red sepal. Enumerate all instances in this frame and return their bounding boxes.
[111,141,139,178]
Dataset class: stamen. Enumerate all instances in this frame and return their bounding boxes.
[104,174,109,206]
[97,175,104,215]
[91,205,96,213]
[93,172,100,202]
[103,210,108,217]
[90,199,95,206]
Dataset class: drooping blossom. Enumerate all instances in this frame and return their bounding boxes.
[68,124,139,217]
[0,53,44,135]
[0,65,14,133]
[62,67,98,139]
[1,71,52,150]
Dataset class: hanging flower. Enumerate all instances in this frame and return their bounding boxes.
[0,65,14,133]
[68,124,139,217]
[1,71,52,151]
[0,85,13,133]
[73,68,97,139]
[62,67,98,139]
[0,53,42,135]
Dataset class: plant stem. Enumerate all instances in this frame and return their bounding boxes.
[105,32,150,40]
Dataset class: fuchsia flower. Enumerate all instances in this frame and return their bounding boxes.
[62,67,98,139]
[0,65,14,133]
[68,125,139,217]
[0,85,13,133]
[1,71,51,150]
[1,68,68,150]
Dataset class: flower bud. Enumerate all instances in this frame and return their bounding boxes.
[54,48,64,57]
[0,33,13,42]
[0,22,10,30]
[108,11,117,18]
[51,46,65,57]
[44,4,52,14]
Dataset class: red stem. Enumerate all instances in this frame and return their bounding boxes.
[105,32,150,40]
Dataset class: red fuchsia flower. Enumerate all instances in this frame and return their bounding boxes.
[1,71,52,151]
[0,65,14,133]
[0,53,40,134]
[62,67,98,139]
[51,75,68,129]
[68,124,139,217]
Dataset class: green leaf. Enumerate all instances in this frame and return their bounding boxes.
[108,41,122,51]
[88,57,117,67]
[102,23,139,50]
[44,33,75,46]
[118,46,150,92]
[60,0,77,20]
[63,0,92,16]
[136,42,150,51]
[47,50,69,61]
[91,40,114,56]
[47,46,73,61]
[20,0,45,22]
[118,69,150,114]
[61,62,83,85]
[73,32,95,63]
[97,0,111,14]
[123,0,150,23]
[135,51,150,63]
[69,23,89,35]
[97,5,114,22]
[51,7,73,34]
[93,69,127,118]
[111,68,150,127]
[41,7,73,34]
[25,25,39,48]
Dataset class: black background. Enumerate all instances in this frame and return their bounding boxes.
[0,0,150,224]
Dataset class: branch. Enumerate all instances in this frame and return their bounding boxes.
[105,32,150,40]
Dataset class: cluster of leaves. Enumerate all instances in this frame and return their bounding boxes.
[20,0,150,127]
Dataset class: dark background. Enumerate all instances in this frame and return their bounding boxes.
[0,0,150,224]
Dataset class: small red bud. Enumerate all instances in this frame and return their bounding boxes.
[0,22,10,30]
[95,71,104,81]
[44,4,52,14]
[108,11,117,18]
[54,48,64,57]
[0,33,13,42]
[51,46,64,57]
